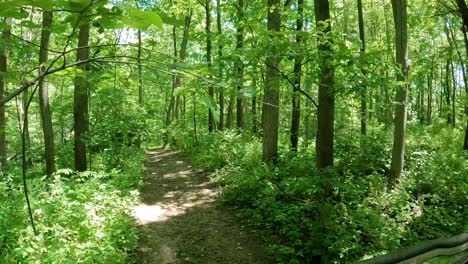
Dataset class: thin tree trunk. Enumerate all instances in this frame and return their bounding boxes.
[389,0,409,187]
[357,0,367,136]
[167,11,192,128]
[445,60,452,126]
[262,0,281,162]
[450,59,457,128]
[172,25,179,120]
[252,77,258,133]
[226,93,234,129]
[193,91,198,143]
[205,1,215,132]
[137,29,144,106]
[290,0,303,152]
[455,0,468,149]
[235,0,244,129]
[74,23,90,172]
[420,81,425,124]
[427,70,433,125]
[315,0,335,170]
[176,13,192,117]
[216,0,224,130]
[0,18,10,173]
[39,10,55,176]
[383,0,393,130]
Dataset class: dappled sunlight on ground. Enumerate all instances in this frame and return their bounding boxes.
[133,148,273,264]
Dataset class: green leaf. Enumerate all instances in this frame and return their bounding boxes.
[158,12,184,27]
[240,86,256,97]
[201,95,220,123]
[124,7,163,31]
[19,20,40,29]
[28,0,55,9]
[0,7,29,19]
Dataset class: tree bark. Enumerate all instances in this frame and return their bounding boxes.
[205,1,215,132]
[39,11,55,176]
[226,93,234,129]
[262,0,281,162]
[290,0,303,152]
[252,77,258,133]
[235,0,244,129]
[450,59,457,128]
[74,23,90,172]
[388,0,409,187]
[216,0,224,130]
[0,18,11,173]
[137,29,143,106]
[315,0,335,170]
[455,0,468,150]
[357,0,367,136]
[427,70,433,125]
[445,60,452,126]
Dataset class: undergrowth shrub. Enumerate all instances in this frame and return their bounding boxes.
[0,147,144,263]
[175,126,467,263]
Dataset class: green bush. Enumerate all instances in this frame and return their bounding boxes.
[176,126,467,263]
[0,142,144,264]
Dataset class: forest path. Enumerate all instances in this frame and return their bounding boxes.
[133,148,273,264]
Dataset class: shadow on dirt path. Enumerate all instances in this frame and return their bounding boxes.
[133,148,274,264]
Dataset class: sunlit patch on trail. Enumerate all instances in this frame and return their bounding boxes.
[133,204,167,224]
[135,148,273,263]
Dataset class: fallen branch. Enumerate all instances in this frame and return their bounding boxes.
[356,233,468,264]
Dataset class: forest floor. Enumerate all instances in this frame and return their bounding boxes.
[133,148,273,264]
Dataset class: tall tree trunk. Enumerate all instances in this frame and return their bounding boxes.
[235,0,244,129]
[216,0,224,130]
[290,0,303,152]
[137,29,144,106]
[39,11,55,176]
[450,59,457,128]
[166,25,178,129]
[383,0,394,130]
[226,93,234,129]
[252,75,258,134]
[262,0,281,162]
[74,23,90,172]
[193,91,198,143]
[172,25,179,120]
[389,0,408,187]
[0,18,11,173]
[427,70,433,125]
[357,0,367,136]
[315,0,335,170]
[170,11,192,126]
[444,60,452,126]
[205,1,215,132]
[455,0,468,150]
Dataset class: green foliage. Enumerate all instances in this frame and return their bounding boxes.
[175,126,467,263]
[1,103,144,263]
[0,167,140,263]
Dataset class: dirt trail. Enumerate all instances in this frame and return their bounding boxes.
[134,148,273,264]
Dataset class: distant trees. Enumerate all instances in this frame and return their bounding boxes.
[1,0,468,183]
